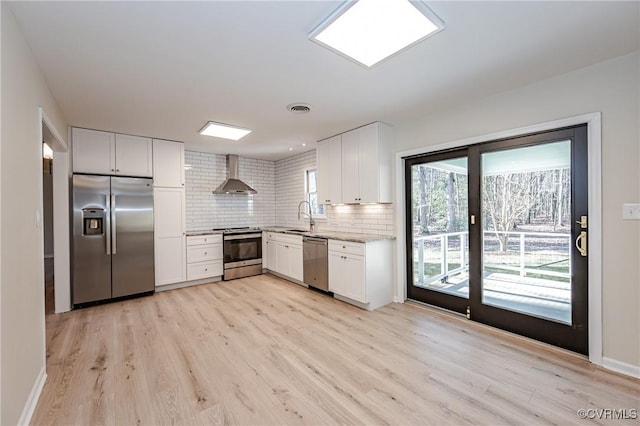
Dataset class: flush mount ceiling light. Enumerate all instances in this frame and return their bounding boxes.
[198,121,252,141]
[309,0,444,68]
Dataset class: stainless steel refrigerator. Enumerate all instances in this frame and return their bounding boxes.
[72,174,154,305]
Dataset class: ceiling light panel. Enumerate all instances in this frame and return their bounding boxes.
[310,0,444,68]
[198,121,252,140]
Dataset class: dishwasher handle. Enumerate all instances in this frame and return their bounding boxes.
[303,236,327,244]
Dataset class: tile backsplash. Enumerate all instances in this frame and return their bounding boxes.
[274,150,317,227]
[185,151,275,230]
[274,150,394,236]
[185,149,394,236]
[322,204,394,236]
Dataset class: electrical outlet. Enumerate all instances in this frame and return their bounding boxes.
[622,203,640,220]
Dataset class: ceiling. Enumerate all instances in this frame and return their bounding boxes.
[8,1,639,160]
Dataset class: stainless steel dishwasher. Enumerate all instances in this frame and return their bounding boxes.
[303,236,329,291]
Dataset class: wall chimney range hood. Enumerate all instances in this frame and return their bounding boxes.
[213,154,257,195]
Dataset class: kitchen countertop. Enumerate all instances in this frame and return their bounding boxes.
[185,230,224,236]
[185,227,395,242]
[261,227,395,243]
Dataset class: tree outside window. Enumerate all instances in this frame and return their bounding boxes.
[306,169,325,217]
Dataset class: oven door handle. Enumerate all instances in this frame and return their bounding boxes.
[224,233,262,240]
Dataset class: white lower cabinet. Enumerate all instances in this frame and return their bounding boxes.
[288,244,303,282]
[264,232,303,282]
[329,251,366,303]
[275,242,290,275]
[155,237,186,286]
[266,233,278,271]
[264,231,393,310]
[154,188,186,286]
[328,239,393,310]
[186,235,223,281]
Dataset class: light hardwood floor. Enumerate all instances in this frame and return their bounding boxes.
[33,274,639,425]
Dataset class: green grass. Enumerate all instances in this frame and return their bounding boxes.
[413,262,462,281]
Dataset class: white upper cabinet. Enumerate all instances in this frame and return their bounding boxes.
[341,122,393,204]
[114,134,153,177]
[317,122,392,205]
[340,129,360,203]
[72,127,152,177]
[316,135,342,204]
[152,139,184,188]
[72,128,115,175]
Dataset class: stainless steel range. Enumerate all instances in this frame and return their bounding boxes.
[214,228,263,280]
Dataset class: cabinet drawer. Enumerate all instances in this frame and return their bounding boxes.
[187,243,222,263]
[187,261,222,281]
[271,233,302,246]
[329,240,365,256]
[187,234,222,246]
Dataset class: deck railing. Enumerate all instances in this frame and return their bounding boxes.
[414,230,571,285]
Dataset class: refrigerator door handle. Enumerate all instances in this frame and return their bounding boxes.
[111,194,117,255]
[105,194,111,255]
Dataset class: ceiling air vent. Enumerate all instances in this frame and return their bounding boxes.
[287,103,311,114]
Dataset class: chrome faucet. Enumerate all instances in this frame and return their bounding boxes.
[297,200,315,233]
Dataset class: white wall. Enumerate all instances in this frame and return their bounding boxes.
[1,5,68,425]
[184,151,276,230]
[275,150,394,236]
[394,52,640,368]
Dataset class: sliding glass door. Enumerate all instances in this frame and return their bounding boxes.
[406,125,588,354]
[406,150,470,313]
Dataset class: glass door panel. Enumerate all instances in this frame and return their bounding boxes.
[480,141,572,324]
[406,153,469,312]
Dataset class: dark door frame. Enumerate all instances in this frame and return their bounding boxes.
[394,113,602,363]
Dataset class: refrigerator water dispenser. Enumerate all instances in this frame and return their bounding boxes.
[82,208,104,235]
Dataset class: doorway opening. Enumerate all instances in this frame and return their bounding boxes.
[39,109,71,317]
[42,141,55,314]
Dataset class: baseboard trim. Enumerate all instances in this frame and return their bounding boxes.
[17,367,47,426]
[264,270,307,288]
[155,276,222,292]
[602,357,640,379]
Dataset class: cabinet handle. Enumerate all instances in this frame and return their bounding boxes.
[204,252,207,255]
[111,169,115,172]
[116,169,120,172]
[285,245,289,248]
[205,268,208,272]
